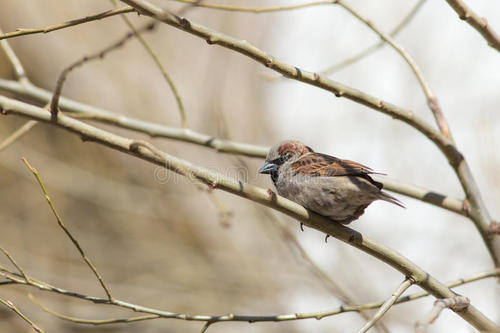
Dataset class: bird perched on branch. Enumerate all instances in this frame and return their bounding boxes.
[259,140,404,224]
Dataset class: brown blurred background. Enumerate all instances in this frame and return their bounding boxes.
[0,0,499,332]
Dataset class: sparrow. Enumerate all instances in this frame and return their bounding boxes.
[259,140,404,224]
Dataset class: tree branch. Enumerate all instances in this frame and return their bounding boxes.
[357,278,414,333]
[0,78,473,217]
[415,296,470,333]
[120,0,500,267]
[0,297,44,333]
[0,7,135,41]
[22,158,114,301]
[337,1,452,140]
[444,0,500,53]
[0,96,497,332]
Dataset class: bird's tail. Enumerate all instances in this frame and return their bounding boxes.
[379,191,405,208]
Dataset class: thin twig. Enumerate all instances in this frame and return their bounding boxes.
[0,264,495,326]
[30,294,159,325]
[111,0,187,127]
[169,0,337,13]
[262,208,389,333]
[336,0,452,140]
[0,28,29,82]
[120,0,499,266]
[22,158,114,301]
[0,7,135,41]
[0,78,468,217]
[445,0,500,53]
[1,97,498,331]
[0,297,44,333]
[321,0,427,75]
[49,21,156,121]
[0,120,37,152]
[357,278,414,333]
[0,246,29,282]
[415,296,470,333]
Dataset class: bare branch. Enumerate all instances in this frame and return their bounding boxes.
[30,294,159,325]
[49,21,156,120]
[321,0,427,75]
[0,297,44,333]
[22,158,114,301]
[111,0,187,127]
[357,278,414,333]
[0,120,37,152]
[0,28,29,82]
[0,246,29,283]
[415,296,470,333]
[374,176,466,216]
[0,261,495,327]
[119,0,500,266]
[0,7,135,41]
[0,96,498,332]
[337,1,452,140]
[169,0,337,13]
[0,79,467,218]
[445,0,500,53]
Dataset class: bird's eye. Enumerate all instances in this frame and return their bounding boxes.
[275,154,290,165]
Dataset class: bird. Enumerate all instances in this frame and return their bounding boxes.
[258,140,404,225]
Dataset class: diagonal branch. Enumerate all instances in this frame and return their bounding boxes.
[0,79,467,217]
[0,28,29,82]
[22,158,114,302]
[357,278,414,333]
[0,297,44,333]
[321,0,427,75]
[0,256,497,327]
[444,0,500,53]
[0,120,37,152]
[0,96,497,332]
[111,0,187,127]
[336,1,452,140]
[49,21,156,120]
[120,0,500,267]
[415,296,470,333]
[0,7,135,41]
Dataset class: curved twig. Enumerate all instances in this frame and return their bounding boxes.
[336,0,452,140]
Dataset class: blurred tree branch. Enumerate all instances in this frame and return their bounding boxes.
[336,1,452,140]
[111,0,187,128]
[320,0,427,75]
[0,297,44,333]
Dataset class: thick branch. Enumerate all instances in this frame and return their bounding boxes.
[0,78,470,216]
[120,0,499,266]
[0,96,497,332]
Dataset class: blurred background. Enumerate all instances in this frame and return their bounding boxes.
[0,0,499,332]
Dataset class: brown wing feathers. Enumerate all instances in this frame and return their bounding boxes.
[292,153,385,189]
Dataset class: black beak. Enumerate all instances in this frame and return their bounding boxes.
[258,162,278,174]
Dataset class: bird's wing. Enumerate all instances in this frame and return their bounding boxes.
[291,153,385,188]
